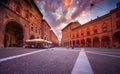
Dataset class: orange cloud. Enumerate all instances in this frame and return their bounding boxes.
[63,0,73,8]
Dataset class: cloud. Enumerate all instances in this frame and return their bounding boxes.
[63,0,74,8]
[35,0,105,41]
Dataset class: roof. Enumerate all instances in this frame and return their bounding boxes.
[72,13,111,30]
[31,0,43,17]
[42,19,51,28]
[62,21,80,31]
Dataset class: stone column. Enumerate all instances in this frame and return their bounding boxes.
[0,27,5,48]
[110,37,113,48]
[91,39,93,47]
[85,39,86,47]
[99,38,102,48]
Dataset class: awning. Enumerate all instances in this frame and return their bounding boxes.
[26,39,52,44]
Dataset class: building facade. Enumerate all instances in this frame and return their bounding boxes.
[61,2,120,48]
[42,20,51,41]
[61,21,80,47]
[51,30,59,46]
[0,0,59,48]
[42,20,59,47]
[111,3,120,48]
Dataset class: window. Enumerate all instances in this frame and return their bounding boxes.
[94,26,98,34]
[76,33,79,38]
[25,10,29,20]
[25,13,29,20]
[81,32,84,36]
[31,27,33,31]
[87,29,90,36]
[102,24,107,32]
[76,34,79,38]
[81,30,84,36]
[73,34,75,38]
[16,6,20,14]
[116,20,120,29]
[30,35,35,39]
[30,13,32,17]
[35,27,37,33]
[39,29,41,34]
[31,24,34,31]
[116,12,120,18]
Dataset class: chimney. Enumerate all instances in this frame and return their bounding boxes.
[117,2,120,8]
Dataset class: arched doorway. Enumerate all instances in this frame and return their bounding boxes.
[86,38,91,47]
[81,39,85,47]
[73,40,75,46]
[93,37,100,47]
[101,36,110,48]
[113,31,120,48]
[76,40,80,47]
[4,21,24,47]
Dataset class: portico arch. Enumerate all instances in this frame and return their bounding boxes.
[4,21,24,47]
[93,37,100,47]
[101,36,110,48]
[86,38,91,47]
[113,31,120,48]
[81,39,85,47]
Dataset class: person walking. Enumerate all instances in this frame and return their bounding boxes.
[72,45,74,49]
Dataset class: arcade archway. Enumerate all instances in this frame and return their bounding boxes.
[73,41,75,46]
[81,39,85,47]
[76,40,80,47]
[113,31,120,48]
[86,38,91,47]
[93,37,100,47]
[101,36,110,48]
[4,21,24,47]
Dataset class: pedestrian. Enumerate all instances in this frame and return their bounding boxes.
[72,45,74,49]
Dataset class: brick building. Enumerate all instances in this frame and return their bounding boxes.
[61,21,80,47]
[51,30,59,46]
[62,2,120,48]
[42,20,51,41]
[0,0,59,48]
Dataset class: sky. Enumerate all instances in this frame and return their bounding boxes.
[34,0,120,41]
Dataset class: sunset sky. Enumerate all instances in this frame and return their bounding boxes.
[35,0,120,41]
